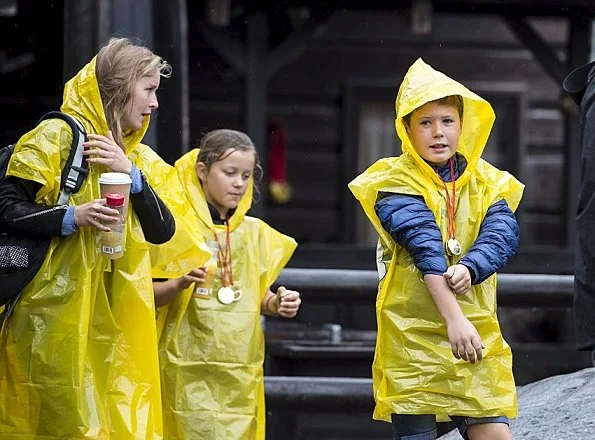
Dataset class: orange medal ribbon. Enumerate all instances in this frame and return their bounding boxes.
[438,158,461,256]
[213,220,234,288]
[213,220,242,304]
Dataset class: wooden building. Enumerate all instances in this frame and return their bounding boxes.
[2,3,594,438]
[1,0,594,273]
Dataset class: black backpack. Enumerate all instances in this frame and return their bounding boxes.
[0,111,88,319]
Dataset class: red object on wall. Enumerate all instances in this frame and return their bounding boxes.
[267,119,292,203]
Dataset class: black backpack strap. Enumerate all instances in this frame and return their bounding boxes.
[36,111,89,204]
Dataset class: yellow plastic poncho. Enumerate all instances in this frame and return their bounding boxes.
[151,149,297,440]
[0,57,174,438]
[349,58,524,422]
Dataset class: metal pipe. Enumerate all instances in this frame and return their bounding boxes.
[265,376,373,408]
[275,268,573,307]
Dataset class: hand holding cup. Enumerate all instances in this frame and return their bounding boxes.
[178,267,207,291]
[74,198,119,231]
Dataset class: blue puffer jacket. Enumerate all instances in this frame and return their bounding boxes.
[374,157,520,284]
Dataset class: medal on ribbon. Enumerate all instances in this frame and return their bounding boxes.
[213,220,242,305]
[439,158,462,257]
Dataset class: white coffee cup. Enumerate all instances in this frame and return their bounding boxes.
[99,172,132,217]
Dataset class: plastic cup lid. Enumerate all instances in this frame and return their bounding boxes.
[105,193,125,206]
[98,172,132,184]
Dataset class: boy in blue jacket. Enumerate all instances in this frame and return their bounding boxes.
[349,58,524,440]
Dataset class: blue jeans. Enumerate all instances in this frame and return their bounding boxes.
[391,413,510,440]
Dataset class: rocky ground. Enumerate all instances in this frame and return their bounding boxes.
[441,367,595,439]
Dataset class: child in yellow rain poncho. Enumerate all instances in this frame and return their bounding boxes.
[150,129,302,440]
[0,38,181,438]
[349,58,524,440]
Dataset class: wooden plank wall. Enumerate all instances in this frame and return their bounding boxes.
[189,10,568,249]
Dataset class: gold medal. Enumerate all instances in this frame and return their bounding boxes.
[446,238,462,256]
[217,287,235,304]
[217,287,242,304]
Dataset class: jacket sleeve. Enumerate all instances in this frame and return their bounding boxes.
[574,72,595,350]
[459,199,519,284]
[0,176,66,237]
[129,170,175,244]
[375,193,447,275]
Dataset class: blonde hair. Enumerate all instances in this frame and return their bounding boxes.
[96,37,172,148]
[197,129,263,197]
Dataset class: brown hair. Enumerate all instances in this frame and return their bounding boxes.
[402,95,464,128]
[197,129,263,196]
[95,37,172,148]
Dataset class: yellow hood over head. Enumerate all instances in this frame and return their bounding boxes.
[396,57,495,187]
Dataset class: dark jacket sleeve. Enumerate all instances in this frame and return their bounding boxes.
[459,199,519,284]
[129,170,175,244]
[0,169,175,244]
[573,70,595,350]
[375,193,447,275]
[0,176,66,238]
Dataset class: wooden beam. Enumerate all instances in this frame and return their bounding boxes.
[265,14,330,79]
[245,12,269,216]
[204,0,231,27]
[503,16,566,85]
[63,0,104,82]
[197,19,246,76]
[153,0,190,163]
[0,51,34,75]
[0,0,16,16]
[197,9,334,217]
[278,0,595,15]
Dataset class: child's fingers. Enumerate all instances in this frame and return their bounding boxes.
[443,265,457,280]
[280,298,300,309]
[189,267,207,276]
[280,291,299,300]
[279,291,301,307]
[471,336,484,362]
[451,269,467,284]
[451,278,465,290]
[278,290,301,318]
[453,280,471,295]
[185,273,205,283]
[278,305,299,318]
[451,343,462,359]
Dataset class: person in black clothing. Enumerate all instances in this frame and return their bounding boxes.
[563,60,595,366]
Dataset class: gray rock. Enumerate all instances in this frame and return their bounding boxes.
[440,368,595,439]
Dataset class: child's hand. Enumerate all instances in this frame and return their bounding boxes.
[443,264,471,295]
[176,267,208,290]
[276,286,301,318]
[446,316,485,364]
